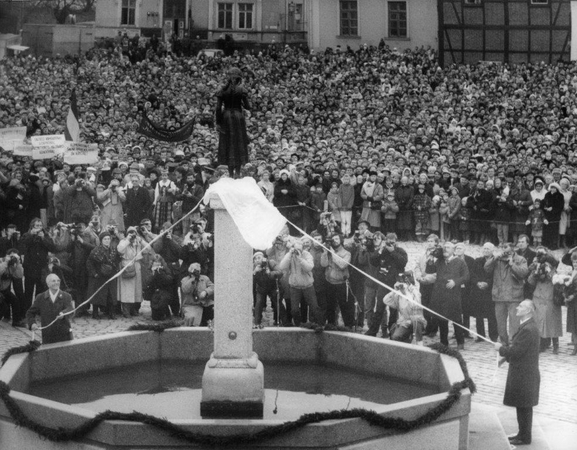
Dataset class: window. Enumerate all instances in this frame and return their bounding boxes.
[388,2,407,38]
[531,0,548,4]
[340,1,358,36]
[238,3,253,29]
[217,3,233,29]
[464,0,482,5]
[121,0,136,26]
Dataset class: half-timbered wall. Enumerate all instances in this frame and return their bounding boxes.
[439,0,571,66]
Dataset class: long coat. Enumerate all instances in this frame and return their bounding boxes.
[97,188,126,232]
[430,256,470,322]
[395,185,414,230]
[499,317,540,407]
[26,290,74,344]
[86,244,119,307]
[360,181,383,228]
[216,85,250,167]
[528,271,563,338]
[124,186,153,228]
[117,238,147,303]
[469,256,494,318]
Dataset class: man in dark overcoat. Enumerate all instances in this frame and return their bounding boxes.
[470,242,499,342]
[26,273,74,344]
[428,242,470,349]
[495,300,540,446]
[124,174,153,228]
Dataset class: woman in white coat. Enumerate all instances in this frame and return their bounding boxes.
[117,226,149,317]
[96,180,126,232]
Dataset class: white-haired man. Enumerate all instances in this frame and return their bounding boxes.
[495,300,540,446]
[26,274,74,344]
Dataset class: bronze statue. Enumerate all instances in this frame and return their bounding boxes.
[215,67,251,178]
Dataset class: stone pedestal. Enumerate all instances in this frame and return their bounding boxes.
[200,192,264,418]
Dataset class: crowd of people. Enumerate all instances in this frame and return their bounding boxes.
[0,42,576,353]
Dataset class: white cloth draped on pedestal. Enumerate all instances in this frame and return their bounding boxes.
[204,178,287,250]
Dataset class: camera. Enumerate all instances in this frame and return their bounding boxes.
[191,224,201,234]
[75,178,85,187]
[260,259,268,270]
[107,225,117,233]
[431,245,444,260]
[8,256,19,266]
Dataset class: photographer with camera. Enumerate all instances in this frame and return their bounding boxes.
[180,262,214,326]
[63,174,96,226]
[96,179,126,233]
[353,222,382,328]
[0,249,25,327]
[181,223,212,278]
[527,247,563,354]
[144,254,174,321]
[65,222,96,315]
[278,237,322,326]
[117,226,149,317]
[0,224,21,258]
[177,172,204,234]
[86,230,120,320]
[20,218,56,316]
[484,242,529,345]
[384,271,427,345]
[253,251,283,327]
[321,233,353,329]
[365,232,408,337]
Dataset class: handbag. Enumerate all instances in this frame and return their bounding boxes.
[122,263,137,279]
[370,201,382,211]
[100,264,115,277]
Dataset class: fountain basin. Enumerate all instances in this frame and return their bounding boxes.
[0,328,471,449]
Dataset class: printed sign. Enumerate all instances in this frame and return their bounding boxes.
[13,144,33,157]
[31,134,66,160]
[64,142,98,165]
[0,126,27,151]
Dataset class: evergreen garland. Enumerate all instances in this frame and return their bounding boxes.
[127,320,183,332]
[0,343,475,446]
[1,341,41,367]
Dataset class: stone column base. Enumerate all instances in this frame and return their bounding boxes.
[201,352,264,418]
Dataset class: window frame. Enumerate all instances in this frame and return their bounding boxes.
[463,0,482,6]
[217,2,234,30]
[120,0,136,26]
[339,0,359,37]
[530,0,549,5]
[388,1,408,39]
[237,3,254,30]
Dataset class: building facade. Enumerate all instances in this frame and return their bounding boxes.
[307,0,438,51]
[439,0,572,65]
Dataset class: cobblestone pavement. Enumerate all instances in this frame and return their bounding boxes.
[1,241,576,427]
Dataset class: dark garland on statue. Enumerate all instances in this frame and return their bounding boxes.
[0,341,475,446]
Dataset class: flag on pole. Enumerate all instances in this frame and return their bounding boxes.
[64,89,80,142]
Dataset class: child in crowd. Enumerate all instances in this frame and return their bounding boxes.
[326,182,341,227]
[459,196,472,244]
[381,192,399,234]
[526,198,546,247]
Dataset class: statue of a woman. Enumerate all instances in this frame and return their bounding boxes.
[215,67,251,178]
